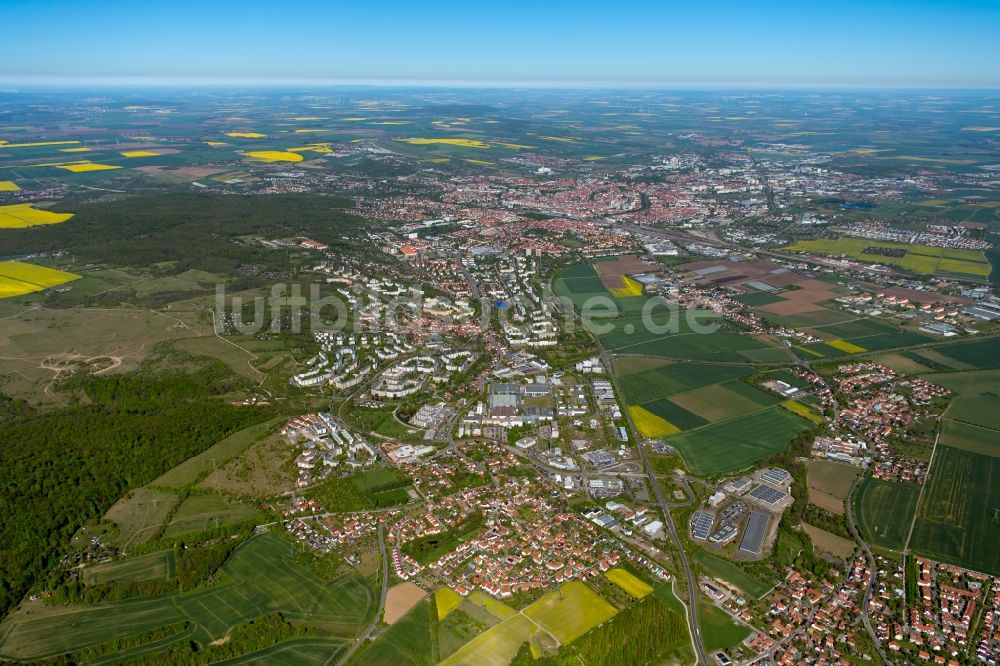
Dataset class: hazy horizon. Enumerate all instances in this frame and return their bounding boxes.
[2,0,998,89]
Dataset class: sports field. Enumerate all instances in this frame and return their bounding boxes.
[0,533,374,661]
[666,406,813,475]
[522,581,618,644]
[909,445,1000,575]
[604,568,654,598]
[853,478,920,551]
[692,551,771,599]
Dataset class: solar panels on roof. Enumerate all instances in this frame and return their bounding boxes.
[690,511,714,540]
[740,511,769,556]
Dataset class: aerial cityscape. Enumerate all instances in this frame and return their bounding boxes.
[1,2,999,666]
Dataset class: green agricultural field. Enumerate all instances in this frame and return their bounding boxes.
[0,533,374,661]
[946,395,1000,434]
[219,637,348,665]
[806,460,862,515]
[666,406,813,475]
[692,551,772,599]
[351,596,436,666]
[795,330,930,358]
[615,360,753,405]
[910,445,1000,575]
[853,478,920,551]
[522,581,618,645]
[939,419,1000,457]
[81,550,175,586]
[161,493,265,538]
[876,352,934,375]
[808,316,898,340]
[734,291,786,306]
[608,329,772,363]
[152,417,283,488]
[784,236,991,277]
[640,397,708,430]
[668,379,778,423]
[935,338,1000,369]
[697,599,751,652]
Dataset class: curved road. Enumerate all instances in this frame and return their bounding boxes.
[332,523,388,666]
[845,478,891,665]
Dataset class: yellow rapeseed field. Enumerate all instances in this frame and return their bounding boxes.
[434,587,463,620]
[0,260,81,287]
[57,163,122,173]
[0,261,80,298]
[59,147,92,153]
[243,151,304,163]
[826,339,867,354]
[609,275,644,298]
[288,144,333,154]
[0,140,81,149]
[629,405,680,437]
[604,568,654,598]
[0,181,20,192]
[204,141,228,147]
[398,138,490,148]
[120,150,159,157]
[0,204,74,228]
[225,132,267,138]
[781,400,825,425]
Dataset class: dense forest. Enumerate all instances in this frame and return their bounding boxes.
[0,354,276,619]
[0,192,369,278]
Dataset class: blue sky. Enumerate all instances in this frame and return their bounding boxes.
[1,0,998,87]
